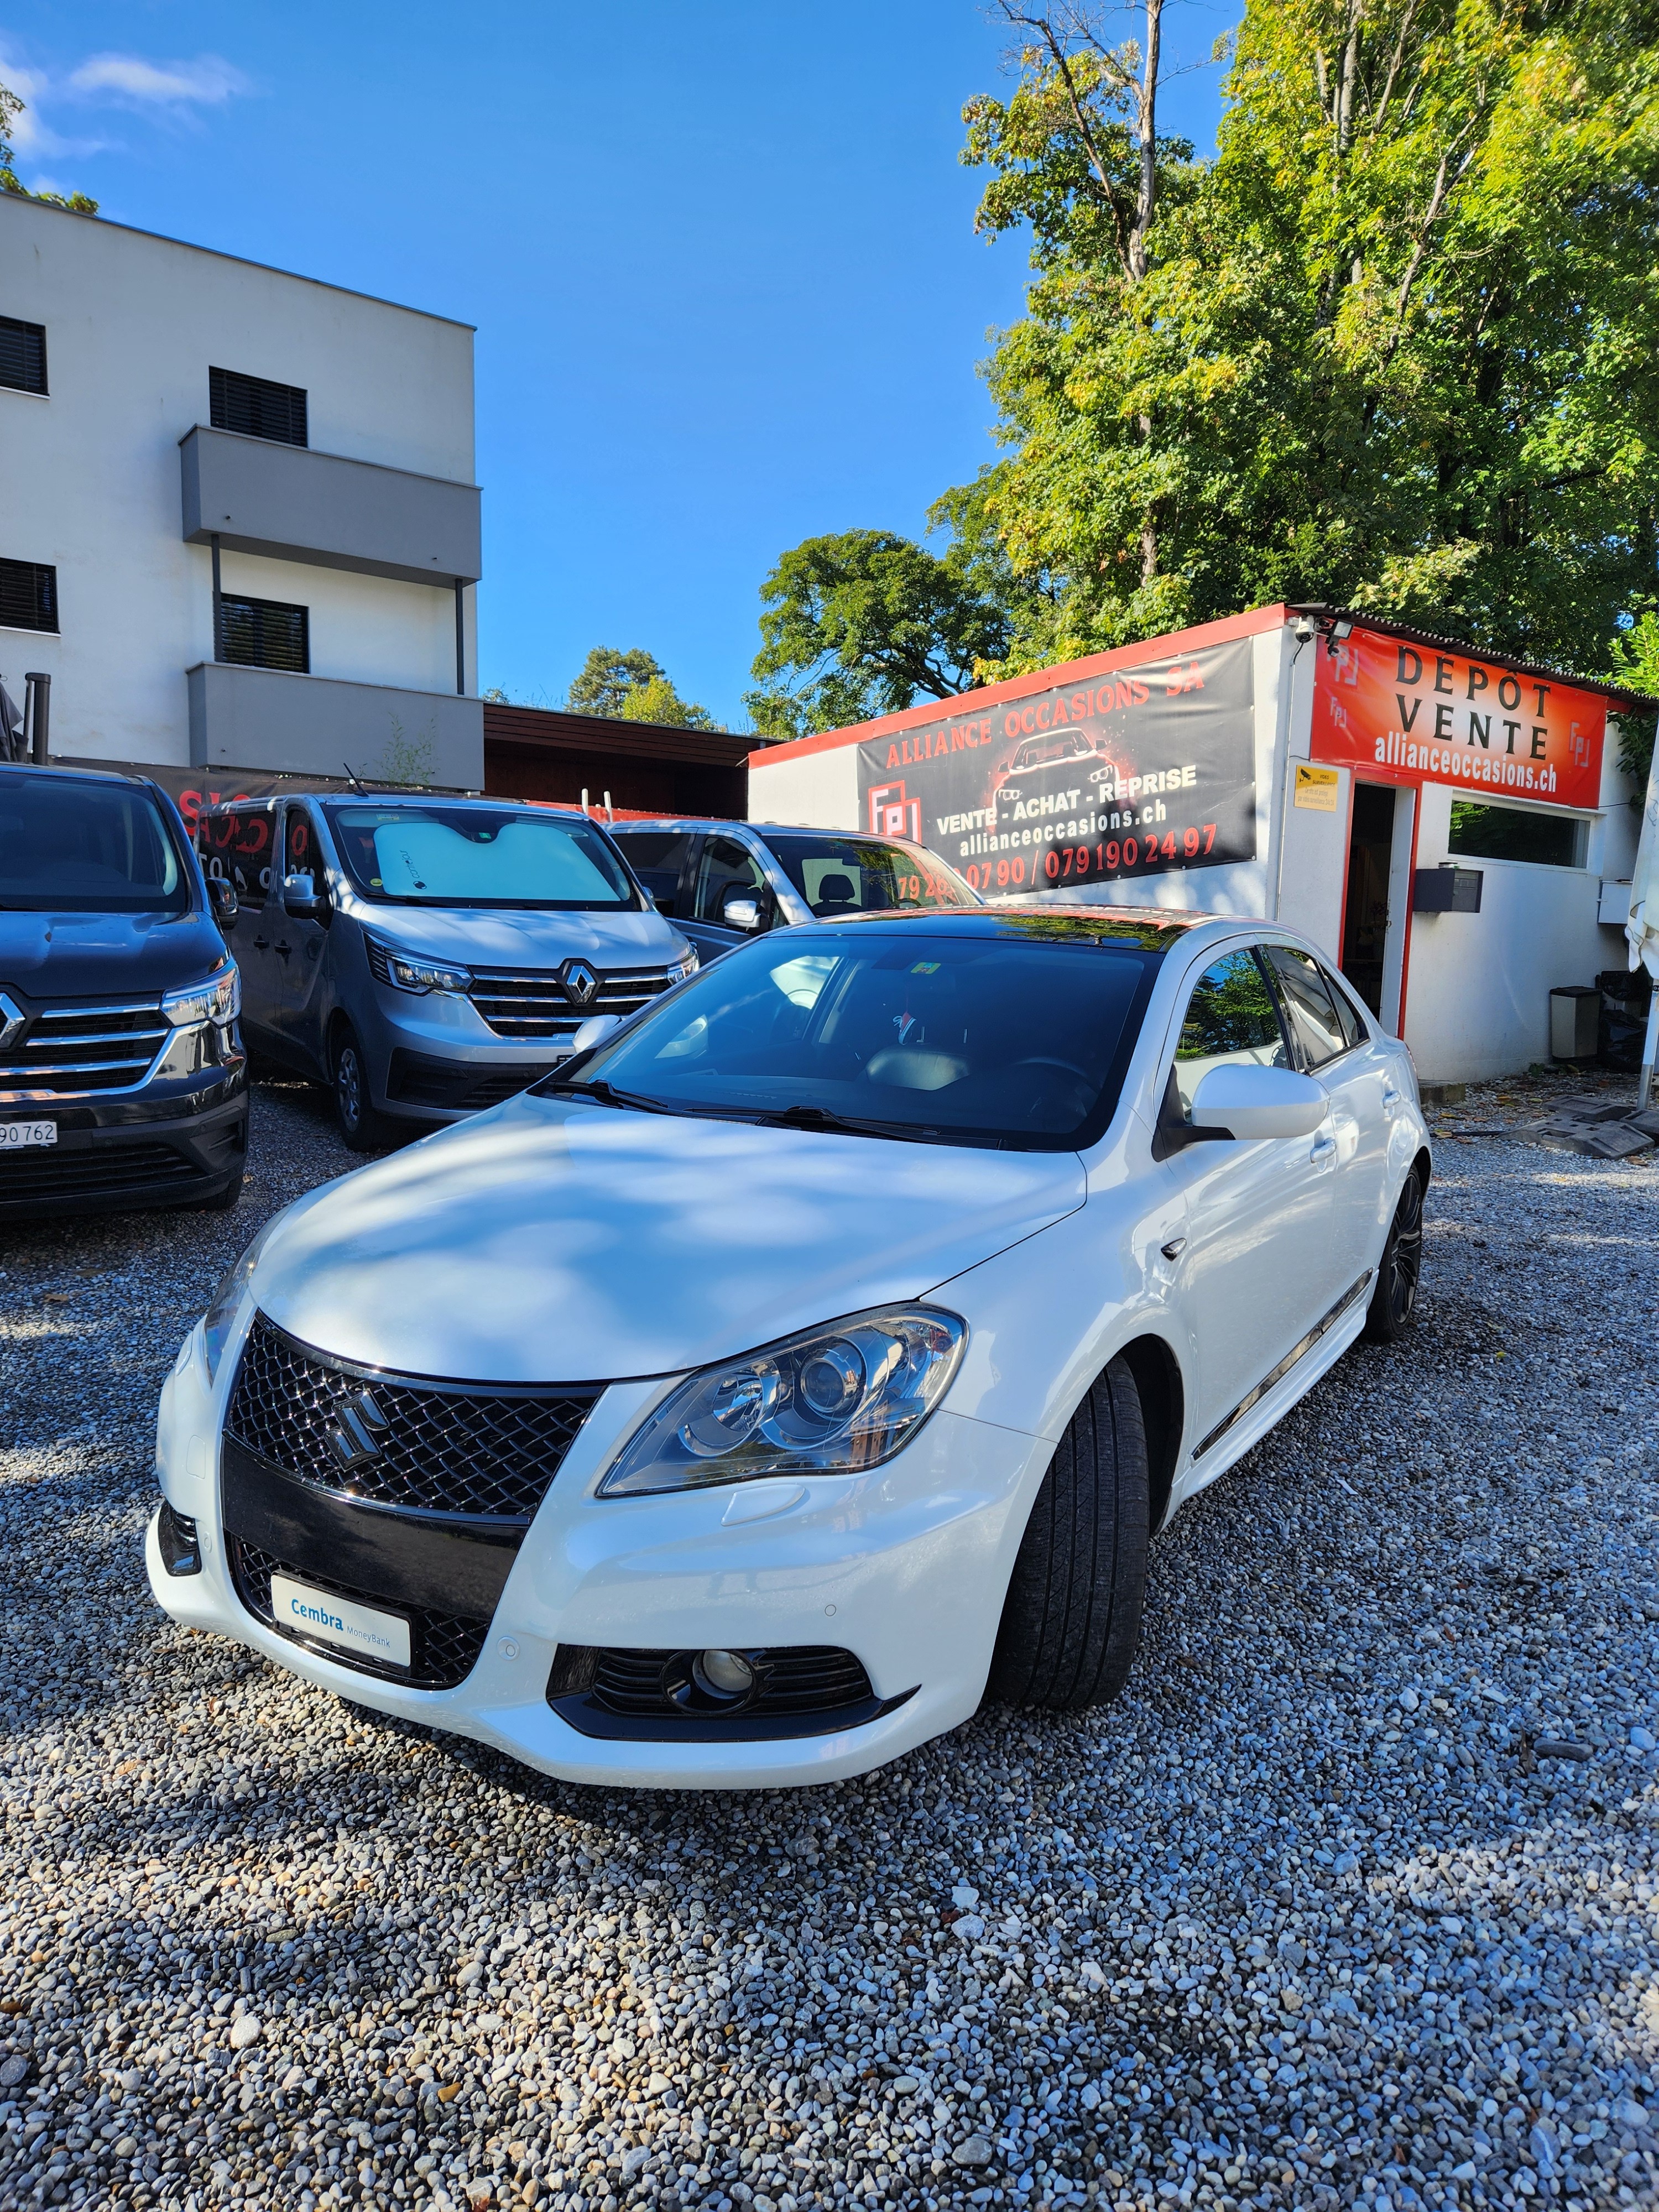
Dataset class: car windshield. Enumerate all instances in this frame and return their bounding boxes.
[0,777,189,914]
[763,834,980,919]
[548,925,1161,1150]
[325,805,638,909]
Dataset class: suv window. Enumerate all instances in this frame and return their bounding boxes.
[763,833,979,916]
[1170,948,1289,1120]
[614,830,693,916]
[200,804,278,903]
[694,835,768,926]
[1263,944,1354,1070]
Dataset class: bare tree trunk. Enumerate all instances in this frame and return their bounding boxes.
[1129,0,1162,279]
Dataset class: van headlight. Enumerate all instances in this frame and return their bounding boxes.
[374,941,472,995]
[598,1306,966,1496]
[161,963,240,1029]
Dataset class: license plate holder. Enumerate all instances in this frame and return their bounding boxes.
[0,1121,58,1151]
[269,1574,412,1670]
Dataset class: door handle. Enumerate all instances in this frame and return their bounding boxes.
[252,935,270,951]
[1310,1134,1337,1163]
[1160,1236,1187,1260]
[1381,1085,1403,1116]
[274,941,293,961]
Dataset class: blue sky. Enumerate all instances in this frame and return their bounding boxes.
[2,2,1227,728]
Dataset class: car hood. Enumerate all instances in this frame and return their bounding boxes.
[340,901,685,970]
[0,909,227,1001]
[252,1093,1087,1383]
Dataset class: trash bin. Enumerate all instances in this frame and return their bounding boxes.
[1550,985,1600,1061]
[1597,967,1654,1071]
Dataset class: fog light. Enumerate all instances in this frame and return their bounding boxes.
[157,1498,201,1577]
[692,1648,755,1702]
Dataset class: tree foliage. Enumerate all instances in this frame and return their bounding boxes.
[0,77,98,213]
[565,646,721,729]
[962,0,1659,680]
[744,521,1024,738]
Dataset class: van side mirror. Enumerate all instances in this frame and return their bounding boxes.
[283,871,325,921]
[1191,1063,1328,1140]
[207,876,238,928]
[721,889,768,932]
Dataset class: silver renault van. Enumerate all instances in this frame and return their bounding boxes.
[197,793,696,1149]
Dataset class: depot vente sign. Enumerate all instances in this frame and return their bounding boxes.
[1312,629,1606,811]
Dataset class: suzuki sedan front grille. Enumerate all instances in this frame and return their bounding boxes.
[225,1313,599,1521]
[0,998,169,1098]
[467,965,677,1041]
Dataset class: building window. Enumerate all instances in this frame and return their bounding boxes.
[209,366,308,447]
[0,317,48,395]
[220,594,309,674]
[0,558,58,633]
[1449,799,1584,869]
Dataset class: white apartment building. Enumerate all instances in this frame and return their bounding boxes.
[0,195,483,791]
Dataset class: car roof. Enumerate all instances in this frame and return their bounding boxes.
[804,903,1214,952]
[201,790,580,814]
[608,817,941,844]
[0,760,154,790]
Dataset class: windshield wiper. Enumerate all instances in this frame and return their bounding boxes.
[746,1102,942,1144]
[539,1077,673,1114]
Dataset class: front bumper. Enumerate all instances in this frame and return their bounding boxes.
[148,1319,1049,1788]
[0,1068,247,1219]
[361,989,571,1128]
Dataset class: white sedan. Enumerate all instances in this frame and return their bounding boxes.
[147,906,1430,1788]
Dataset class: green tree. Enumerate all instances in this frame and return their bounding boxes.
[744,523,1022,738]
[566,646,721,729]
[1,77,98,213]
[1609,608,1659,794]
[957,0,1659,680]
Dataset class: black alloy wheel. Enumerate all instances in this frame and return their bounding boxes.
[1363,1168,1425,1343]
[986,1354,1150,1712]
[332,1024,394,1153]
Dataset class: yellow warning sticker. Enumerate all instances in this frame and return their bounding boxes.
[1293,764,1342,811]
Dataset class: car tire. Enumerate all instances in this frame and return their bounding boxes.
[986,1355,1150,1712]
[332,1024,394,1153]
[1363,1167,1425,1343]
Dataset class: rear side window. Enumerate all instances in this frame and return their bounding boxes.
[200,805,277,902]
[1264,945,1353,1070]
[1171,948,1289,1119]
[613,830,693,916]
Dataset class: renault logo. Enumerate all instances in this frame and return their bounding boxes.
[561,959,599,1008]
[327,1389,389,1469]
[0,993,23,1050]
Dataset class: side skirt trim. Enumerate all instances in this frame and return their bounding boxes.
[1193,1270,1373,1461]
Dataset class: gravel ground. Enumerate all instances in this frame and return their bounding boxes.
[2,1072,1657,2212]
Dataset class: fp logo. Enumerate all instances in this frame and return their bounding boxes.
[867,781,920,841]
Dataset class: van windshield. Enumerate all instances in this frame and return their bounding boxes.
[549,924,1161,1150]
[325,805,638,909]
[0,777,189,914]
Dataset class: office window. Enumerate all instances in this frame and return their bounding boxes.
[209,366,308,447]
[1449,799,1583,869]
[0,317,48,395]
[0,559,58,633]
[220,594,309,674]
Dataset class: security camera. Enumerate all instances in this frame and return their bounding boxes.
[1292,617,1316,644]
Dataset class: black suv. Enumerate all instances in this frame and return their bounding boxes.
[0,763,247,1218]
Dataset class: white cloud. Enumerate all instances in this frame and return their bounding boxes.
[67,53,251,109]
[0,51,51,148]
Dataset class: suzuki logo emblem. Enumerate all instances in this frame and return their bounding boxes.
[327,1388,389,1469]
[561,959,599,1008]
[0,992,23,1050]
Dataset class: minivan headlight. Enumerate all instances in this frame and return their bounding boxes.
[374,941,473,995]
[669,948,699,981]
[201,1212,284,1384]
[161,963,240,1029]
[598,1305,966,1497]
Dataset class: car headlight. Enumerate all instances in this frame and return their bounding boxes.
[201,1212,284,1384]
[374,941,472,995]
[161,962,240,1029]
[598,1305,966,1497]
[670,948,700,980]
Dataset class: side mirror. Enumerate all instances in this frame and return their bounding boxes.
[207,876,239,928]
[721,891,766,933]
[1191,1063,1328,1140]
[283,871,325,921]
[569,1013,622,1055]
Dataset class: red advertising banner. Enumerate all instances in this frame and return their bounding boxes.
[1312,630,1605,810]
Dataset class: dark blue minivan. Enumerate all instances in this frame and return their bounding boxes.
[0,763,248,1219]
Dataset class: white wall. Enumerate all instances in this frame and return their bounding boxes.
[748,737,860,831]
[0,196,476,767]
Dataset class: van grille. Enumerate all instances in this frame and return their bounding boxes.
[467,966,677,1042]
[0,999,169,1098]
[0,1139,200,1199]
